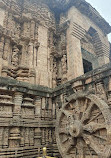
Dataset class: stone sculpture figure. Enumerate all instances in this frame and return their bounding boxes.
[11,46,19,67]
[61,54,67,73]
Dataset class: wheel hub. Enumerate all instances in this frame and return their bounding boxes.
[69,120,83,137]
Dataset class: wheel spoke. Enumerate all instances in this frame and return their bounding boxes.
[81,102,94,123]
[84,122,106,133]
[63,142,72,154]
[69,102,73,109]
[64,137,74,154]
[76,139,85,157]
[86,144,93,157]
[88,111,102,124]
[75,99,80,120]
[93,134,107,141]
[65,143,72,154]
[83,98,88,112]
[62,109,73,118]
[62,137,69,143]
[83,134,103,155]
[59,127,69,134]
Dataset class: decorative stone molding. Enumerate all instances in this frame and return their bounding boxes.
[72,22,86,40]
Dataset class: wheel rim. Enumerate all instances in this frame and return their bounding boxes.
[56,94,111,158]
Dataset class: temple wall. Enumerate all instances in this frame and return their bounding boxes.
[0,78,60,158]
[37,26,50,87]
[67,6,110,63]
[59,6,110,81]
[0,0,56,88]
[0,1,111,157]
[0,1,110,87]
[0,8,5,26]
[0,63,111,157]
[67,28,84,80]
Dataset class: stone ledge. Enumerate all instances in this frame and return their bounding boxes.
[0,62,111,97]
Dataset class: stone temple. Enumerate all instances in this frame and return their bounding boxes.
[0,0,111,157]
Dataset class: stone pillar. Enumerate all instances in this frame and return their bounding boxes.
[48,98,52,109]
[3,38,10,61]
[20,128,25,147]
[23,22,28,37]
[50,54,53,72]
[49,129,52,144]
[34,128,41,147]
[2,38,10,77]
[61,54,67,83]
[25,128,30,146]
[29,128,34,146]
[3,127,9,148]
[10,92,22,151]
[30,20,35,40]
[0,37,4,75]
[29,69,36,84]
[28,42,34,68]
[52,129,56,144]
[0,127,3,148]
[9,127,20,148]
[35,96,41,119]
[46,128,49,144]
[20,44,27,66]
[61,32,67,84]
[42,128,46,145]
[67,25,84,80]
[13,92,23,118]
[35,23,39,41]
[52,61,57,88]
[0,36,4,58]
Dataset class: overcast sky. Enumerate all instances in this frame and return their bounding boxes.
[85,0,111,42]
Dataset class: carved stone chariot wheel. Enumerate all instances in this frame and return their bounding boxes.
[56,94,111,158]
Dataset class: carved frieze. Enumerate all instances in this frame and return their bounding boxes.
[0,0,111,158]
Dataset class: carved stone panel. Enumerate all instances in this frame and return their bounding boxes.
[21,107,35,119]
[56,93,111,158]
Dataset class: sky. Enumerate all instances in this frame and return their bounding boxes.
[85,0,111,42]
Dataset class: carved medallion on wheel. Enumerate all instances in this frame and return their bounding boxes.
[56,93,111,158]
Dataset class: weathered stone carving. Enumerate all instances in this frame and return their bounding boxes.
[0,36,4,58]
[0,0,111,158]
[3,38,10,60]
[0,0,110,87]
[0,63,110,157]
[11,46,19,67]
[61,54,67,83]
[56,93,111,158]
[52,61,57,88]
[95,81,107,101]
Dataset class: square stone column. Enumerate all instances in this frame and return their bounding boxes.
[67,24,84,80]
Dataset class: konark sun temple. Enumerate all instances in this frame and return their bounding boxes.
[0,0,111,158]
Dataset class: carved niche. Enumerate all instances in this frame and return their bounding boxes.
[11,46,20,67]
